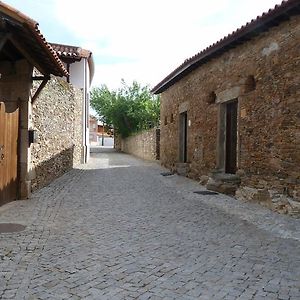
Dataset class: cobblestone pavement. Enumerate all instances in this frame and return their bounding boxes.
[0,149,300,300]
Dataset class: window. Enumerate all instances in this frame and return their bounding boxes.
[244,75,256,93]
[207,91,217,104]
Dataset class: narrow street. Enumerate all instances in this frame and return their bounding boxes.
[0,149,299,300]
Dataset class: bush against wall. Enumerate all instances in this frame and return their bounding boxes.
[91,80,160,138]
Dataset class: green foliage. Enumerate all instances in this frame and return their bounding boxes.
[90,80,160,138]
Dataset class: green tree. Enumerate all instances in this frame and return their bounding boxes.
[90,80,160,138]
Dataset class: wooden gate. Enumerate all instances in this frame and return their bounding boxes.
[0,102,19,205]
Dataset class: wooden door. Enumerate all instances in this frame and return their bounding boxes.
[0,102,19,205]
[179,112,187,163]
[225,100,238,174]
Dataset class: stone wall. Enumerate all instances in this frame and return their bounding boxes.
[30,76,83,191]
[160,15,300,214]
[114,133,122,151]
[118,128,160,161]
[73,88,84,165]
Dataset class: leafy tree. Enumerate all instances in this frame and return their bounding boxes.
[90,80,160,137]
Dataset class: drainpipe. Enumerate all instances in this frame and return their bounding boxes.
[86,59,89,162]
[82,58,89,163]
[82,60,86,163]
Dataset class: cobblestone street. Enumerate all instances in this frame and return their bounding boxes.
[0,149,300,300]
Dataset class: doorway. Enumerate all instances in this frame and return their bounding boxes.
[179,111,187,163]
[0,102,19,205]
[225,100,238,174]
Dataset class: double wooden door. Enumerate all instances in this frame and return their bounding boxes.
[0,102,19,205]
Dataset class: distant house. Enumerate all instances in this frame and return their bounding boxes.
[0,2,94,205]
[89,115,114,146]
[152,0,300,214]
[89,115,98,144]
[98,124,113,137]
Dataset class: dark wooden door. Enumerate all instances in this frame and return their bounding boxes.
[179,112,187,163]
[225,100,237,174]
[0,102,19,205]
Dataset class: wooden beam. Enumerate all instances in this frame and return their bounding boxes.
[8,35,48,75]
[31,77,49,103]
[1,48,16,61]
[32,75,50,81]
[0,33,11,52]
[66,63,70,83]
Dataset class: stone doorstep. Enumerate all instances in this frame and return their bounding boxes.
[210,172,241,184]
[207,172,241,196]
[207,180,238,196]
[175,163,190,176]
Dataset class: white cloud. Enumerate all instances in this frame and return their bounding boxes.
[54,0,283,89]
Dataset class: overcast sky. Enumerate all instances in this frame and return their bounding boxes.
[5,0,283,89]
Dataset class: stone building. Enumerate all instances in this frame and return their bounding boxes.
[89,116,114,146]
[152,0,300,215]
[0,2,93,205]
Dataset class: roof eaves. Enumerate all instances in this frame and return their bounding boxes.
[50,42,92,60]
[0,1,68,77]
[31,26,68,77]
[151,0,300,94]
[50,42,94,85]
[0,1,36,27]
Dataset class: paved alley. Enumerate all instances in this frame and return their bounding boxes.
[0,149,300,300]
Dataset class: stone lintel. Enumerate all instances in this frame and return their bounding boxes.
[216,86,241,104]
[179,101,189,113]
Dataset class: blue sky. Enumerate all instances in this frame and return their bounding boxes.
[5,0,283,89]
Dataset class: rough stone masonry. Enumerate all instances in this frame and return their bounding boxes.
[31,75,84,191]
[158,13,300,216]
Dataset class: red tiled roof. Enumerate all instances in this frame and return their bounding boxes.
[50,43,92,60]
[51,42,95,85]
[0,1,68,77]
[152,0,300,94]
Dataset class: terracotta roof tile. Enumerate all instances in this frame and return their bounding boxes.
[50,43,92,60]
[50,42,94,85]
[152,0,300,94]
[0,1,68,77]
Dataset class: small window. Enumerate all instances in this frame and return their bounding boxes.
[244,75,256,93]
[207,91,217,104]
[170,113,174,123]
[164,116,168,125]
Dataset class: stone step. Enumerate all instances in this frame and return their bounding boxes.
[207,172,241,196]
[211,172,241,184]
[176,163,190,176]
[207,179,238,196]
